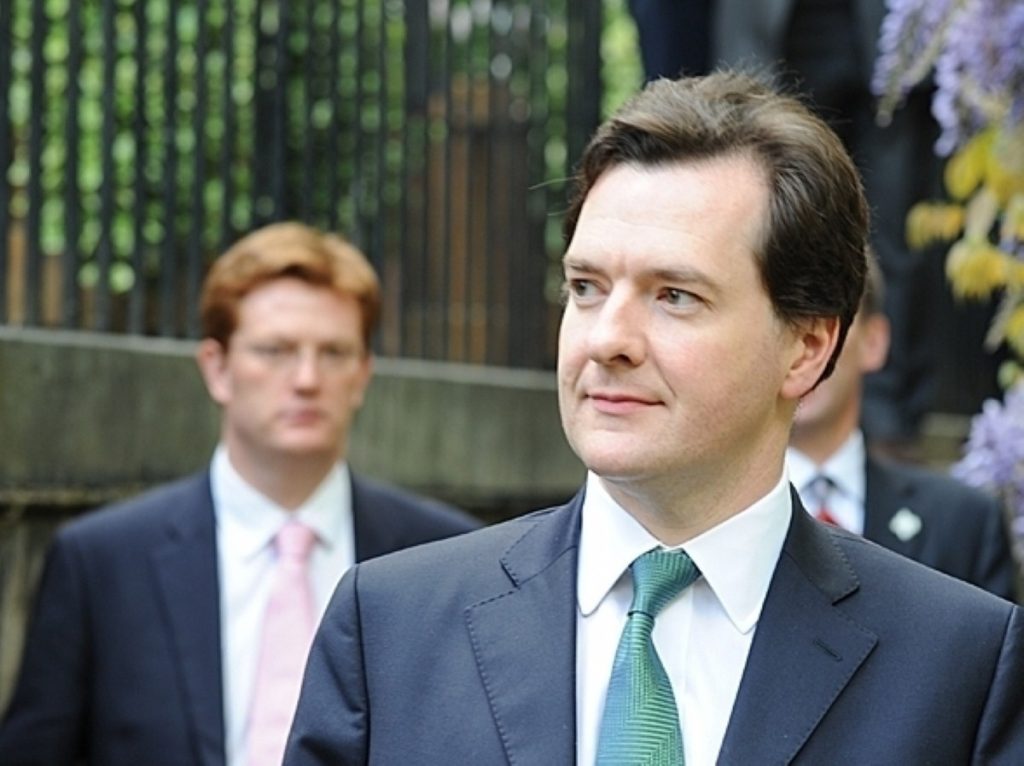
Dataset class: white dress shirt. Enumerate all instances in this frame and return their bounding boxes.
[787,430,867,534]
[575,470,792,766]
[211,446,356,766]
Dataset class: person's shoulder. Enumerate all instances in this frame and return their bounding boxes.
[869,455,1001,512]
[350,472,480,532]
[355,502,574,586]
[830,526,1013,619]
[54,471,210,548]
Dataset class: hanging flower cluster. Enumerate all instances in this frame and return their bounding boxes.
[874,0,1024,386]
[952,383,1024,561]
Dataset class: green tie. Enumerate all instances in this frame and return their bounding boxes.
[596,548,701,766]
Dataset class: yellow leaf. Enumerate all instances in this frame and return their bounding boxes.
[963,186,999,240]
[945,240,1009,299]
[988,125,1024,204]
[945,131,993,200]
[905,202,964,249]
[986,157,1024,204]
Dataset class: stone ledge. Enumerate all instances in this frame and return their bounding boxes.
[0,326,584,515]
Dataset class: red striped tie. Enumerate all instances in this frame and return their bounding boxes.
[809,475,841,527]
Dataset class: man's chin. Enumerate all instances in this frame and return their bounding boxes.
[576,449,648,482]
[271,436,342,461]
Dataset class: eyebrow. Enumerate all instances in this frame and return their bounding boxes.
[562,256,718,291]
[561,255,598,273]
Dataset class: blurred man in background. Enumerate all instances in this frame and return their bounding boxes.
[788,253,1017,601]
[0,222,479,766]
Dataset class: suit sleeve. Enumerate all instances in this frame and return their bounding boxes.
[284,565,369,765]
[973,605,1024,763]
[0,533,90,765]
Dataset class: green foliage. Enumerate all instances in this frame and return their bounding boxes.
[601,0,642,117]
[5,0,640,346]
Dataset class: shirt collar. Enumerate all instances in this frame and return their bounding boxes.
[577,470,792,634]
[787,430,865,504]
[210,445,350,559]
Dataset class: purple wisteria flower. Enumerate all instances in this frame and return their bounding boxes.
[878,1,1024,552]
[873,0,955,113]
[873,0,1024,154]
[952,384,1024,540]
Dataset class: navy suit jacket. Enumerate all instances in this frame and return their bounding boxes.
[0,471,479,766]
[712,0,886,84]
[863,455,1017,601]
[286,488,1024,765]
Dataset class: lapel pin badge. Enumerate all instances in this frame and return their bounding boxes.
[889,507,922,542]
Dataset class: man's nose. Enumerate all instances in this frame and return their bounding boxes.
[586,293,645,366]
[291,349,322,388]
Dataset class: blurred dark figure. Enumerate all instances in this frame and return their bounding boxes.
[788,253,1016,602]
[713,0,946,450]
[0,222,480,766]
[629,0,714,81]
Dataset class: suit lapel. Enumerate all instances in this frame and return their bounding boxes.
[350,474,390,561]
[151,474,226,766]
[719,496,877,765]
[863,457,922,559]
[465,496,582,766]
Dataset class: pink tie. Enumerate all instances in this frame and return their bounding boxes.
[246,521,317,766]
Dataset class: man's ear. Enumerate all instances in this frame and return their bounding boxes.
[350,352,375,411]
[781,315,840,401]
[195,339,231,406]
[858,313,890,374]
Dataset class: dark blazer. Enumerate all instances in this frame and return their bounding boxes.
[286,489,1024,765]
[629,0,713,81]
[863,455,1017,601]
[711,0,886,85]
[0,470,479,766]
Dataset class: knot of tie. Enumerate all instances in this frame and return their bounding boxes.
[808,473,835,503]
[629,548,701,620]
[276,521,316,564]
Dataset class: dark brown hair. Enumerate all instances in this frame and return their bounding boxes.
[861,246,885,318]
[563,70,868,381]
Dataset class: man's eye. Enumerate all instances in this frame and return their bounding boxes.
[663,287,696,307]
[254,343,289,357]
[322,346,358,361]
[569,279,597,298]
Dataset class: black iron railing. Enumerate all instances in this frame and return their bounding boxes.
[0,0,603,368]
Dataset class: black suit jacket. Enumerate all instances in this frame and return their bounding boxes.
[712,0,886,85]
[863,455,1016,601]
[286,488,1024,764]
[0,470,479,766]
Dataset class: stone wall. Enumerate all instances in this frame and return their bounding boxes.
[0,327,583,708]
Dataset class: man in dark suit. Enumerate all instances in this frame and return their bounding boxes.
[788,254,1017,601]
[286,72,1024,765]
[712,0,945,448]
[0,223,479,766]
[628,0,713,81]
